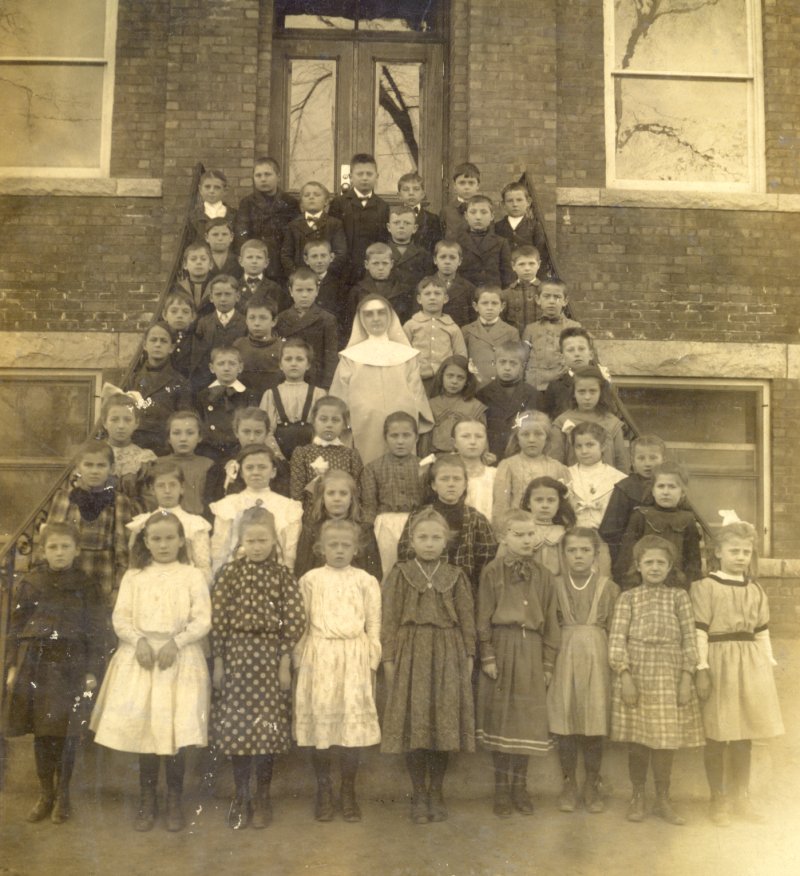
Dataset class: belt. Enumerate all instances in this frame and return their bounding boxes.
[708,632,755,643]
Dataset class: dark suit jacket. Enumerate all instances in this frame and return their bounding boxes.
[234,188,301,283]
[439,274,476,327]
[238,275,286,312]
[208,250,244,282]
[494,215,547,255]
[389,242,432,297]
[440,200,468,241]
[275,304,339,389]
[280,214,348,278]
[129,361,193,452]
[191,311,248,390]
[542,372,575,420]
[190,203,237,242]
[412,207,443,254]
[328,190,390,282]
[197,384,258,459]
[453,229,515,288]
[349,276,413,325]
[476,379,543,460]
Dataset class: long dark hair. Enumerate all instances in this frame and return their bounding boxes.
[130,511,189,568]
[429,355,479,400]
[521,476,576,527]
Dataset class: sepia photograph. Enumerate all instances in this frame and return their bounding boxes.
[0,1,798,873]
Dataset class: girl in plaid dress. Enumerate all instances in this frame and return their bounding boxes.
[38,440,133,609]
[212,507,305,830]
[609,535,703,825]
[396,454,498,597]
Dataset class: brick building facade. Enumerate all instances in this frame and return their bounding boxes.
[1,0,798,619]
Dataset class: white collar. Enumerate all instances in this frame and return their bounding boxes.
[203,202,227,218]
[306,212,323,220]
[216,309,235,325]
[340,336,418,366]
[313,436,344,447]
[353,188,372,200]
[209,379,246,392]
[507,215,524,229]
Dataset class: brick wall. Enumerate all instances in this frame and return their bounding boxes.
[770,378,800,558]
[763,0,800,192]
[556,206,799,344]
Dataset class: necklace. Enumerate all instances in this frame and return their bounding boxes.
[414,559,441,588]
[568,571,593,592]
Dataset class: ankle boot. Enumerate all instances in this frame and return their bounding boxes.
[428,787,448,822]
[626,785,646,822]
[341,777,361,823]
[315,778,334,822]
[493,772,513,818]
[710,792,731,827]
[227,793,251,830]
[410,790,429,824]
[134,788,158,832]
[251,785,272,829]
[558,775,579,813]
[165,790,185,832]
[51,784,71,824]
[511,774,533,816]
[583,773,605,814]
[653,783,685,825]
[27,790,55,823]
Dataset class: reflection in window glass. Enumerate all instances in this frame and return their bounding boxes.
[0,65,104,168]
[276,0,439,32]
[0,0,107,58]
[374,62,420,194]
[288,59,337,192]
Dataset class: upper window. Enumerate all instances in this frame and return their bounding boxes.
[276,0,443,34]
[604,0,765,192]
[0,0,117,177]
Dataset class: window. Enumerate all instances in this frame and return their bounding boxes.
[615,379,769,552]
[0,0,118,177]
[275,0,443,33]
[604,0,765,192]
[0,373,98,543]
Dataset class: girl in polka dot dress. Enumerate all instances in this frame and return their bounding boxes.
[211,507,306,830]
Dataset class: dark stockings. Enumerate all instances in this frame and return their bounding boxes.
[406,749,449,794]
[139,750,186,793]
[311,747,360,787]
[557,735,603,779]
[427,751,448,793]
[406,750,427,794]
[231,755,274,800]
[628,744,674,787]
[33,736,76,796]
[704,738,752,796]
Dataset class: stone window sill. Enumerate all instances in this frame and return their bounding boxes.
[557,187,800,213]
[0,178,162,198]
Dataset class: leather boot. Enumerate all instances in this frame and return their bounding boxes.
[510,759,533,816]
[340,780,361,823]
[710,792,731,827]
[251,785,272,829]
[165,790,185,832]
[27,788,55,823]
[134,788,158,832]
[227,794,251,830]
[558,775,579,813]
[410,791,429,824]
[51,784,71,824]
[315,778,334,822]
[493,753,513,818]
[653,783,686,825]
[626,785,646,822]
[583,773,605,814]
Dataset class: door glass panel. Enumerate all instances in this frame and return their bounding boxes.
[374,62,421,194]
[287,59,337,192]
[276,1,440,33]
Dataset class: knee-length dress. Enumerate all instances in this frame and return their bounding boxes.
[90,562,211,755]
[293,565,382,749]
[691,574,784,741]
[547,574,619,737]
[475,556,560,755]
[4,567,104,738]
[381,561,476,753]
[211,557,306,755]
[609,583,704,749]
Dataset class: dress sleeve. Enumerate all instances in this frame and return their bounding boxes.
[683,515,703,586]
[614,509,646,588]
[210,510,234,574]
[492,460,513,530]
[6,578,37,666]
[289,447,308,501]
[278,566,306,658]
[674,589,700,673]
[598,484,630,565]
[754,581,770,631]
[174,568,212,649]
[363,574,382,670]
[113,494,134,588]
[471,509,498,585]
[540,571,561,672]
[690,577,713,632]
[278,500,303,571]
[405,359,434,434]
[476,564,499,664]
[610,420,630,474]
[360,463,379,525]
[549,421,567,464]
[452,325,468,359]
[210,565,231,660]
[380,565,404,663]
[112,570,140,647]
[329,357,351,410]
[188,527,212,586]
[396,515,414,563]
[453,570,476,658]
[608,591,633,674]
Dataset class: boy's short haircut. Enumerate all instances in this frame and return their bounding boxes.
[559,325,594,351]
[281,336,314,364]
[147,459,186,487]
[163,290,196,313]
[300,180,331,200]
[245,294,278,316]
[75,439,114,466]
[40,521,80,548]
[498,508,536,536]
[383,410,419,436]
[633,534,677,564]
[365,241,393,260]
[183,241,212,261]
[239,239,270,259]
[511,245,541,264]
[570,420,607,447]
[397,171,424,189]
[452,161,481,182]
[538,279,567,298]
[350,152,378,168]
[416,276,447,296]
[232,406,270,433]
[466,194,493,209]
[563,526,602,552]
[289,267,321,288]
[200,168,228,186]
[631,433,667,455]
[473,283,506,304]
[496,340,529,362]
[254,156,280,173]
[145,320,176,343]
[389,204,416,220]
[101,392,140,423]
[311,395,349,421]
[434,239,462,257]
[167,409,202,431]
[204,216,234,234]
[208,274,240,295]
[210,345,243,363]
[303,238,332,255]
[652,460,689,488]
[501,180,530,200]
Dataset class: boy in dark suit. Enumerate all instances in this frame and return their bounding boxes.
[303,239,348,328]
[190,274,248,391]
[238,239,285,311]
[348,242,411,324]
[197,346,257,462]
[275,268,339,389]
[494,181,548,257]
[280,181,347,278]
[426,240,475,328]
[233,295,284,402]
[387,205,432,297]
[328,152,390,284]
[205,218,243,282]
[541,327,596,419]
[398,171,442,255]
[454,195,515,289]
[441,161,481,240]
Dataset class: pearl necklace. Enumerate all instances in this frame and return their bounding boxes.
[568,571,593,592]
[415,559,441,588]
